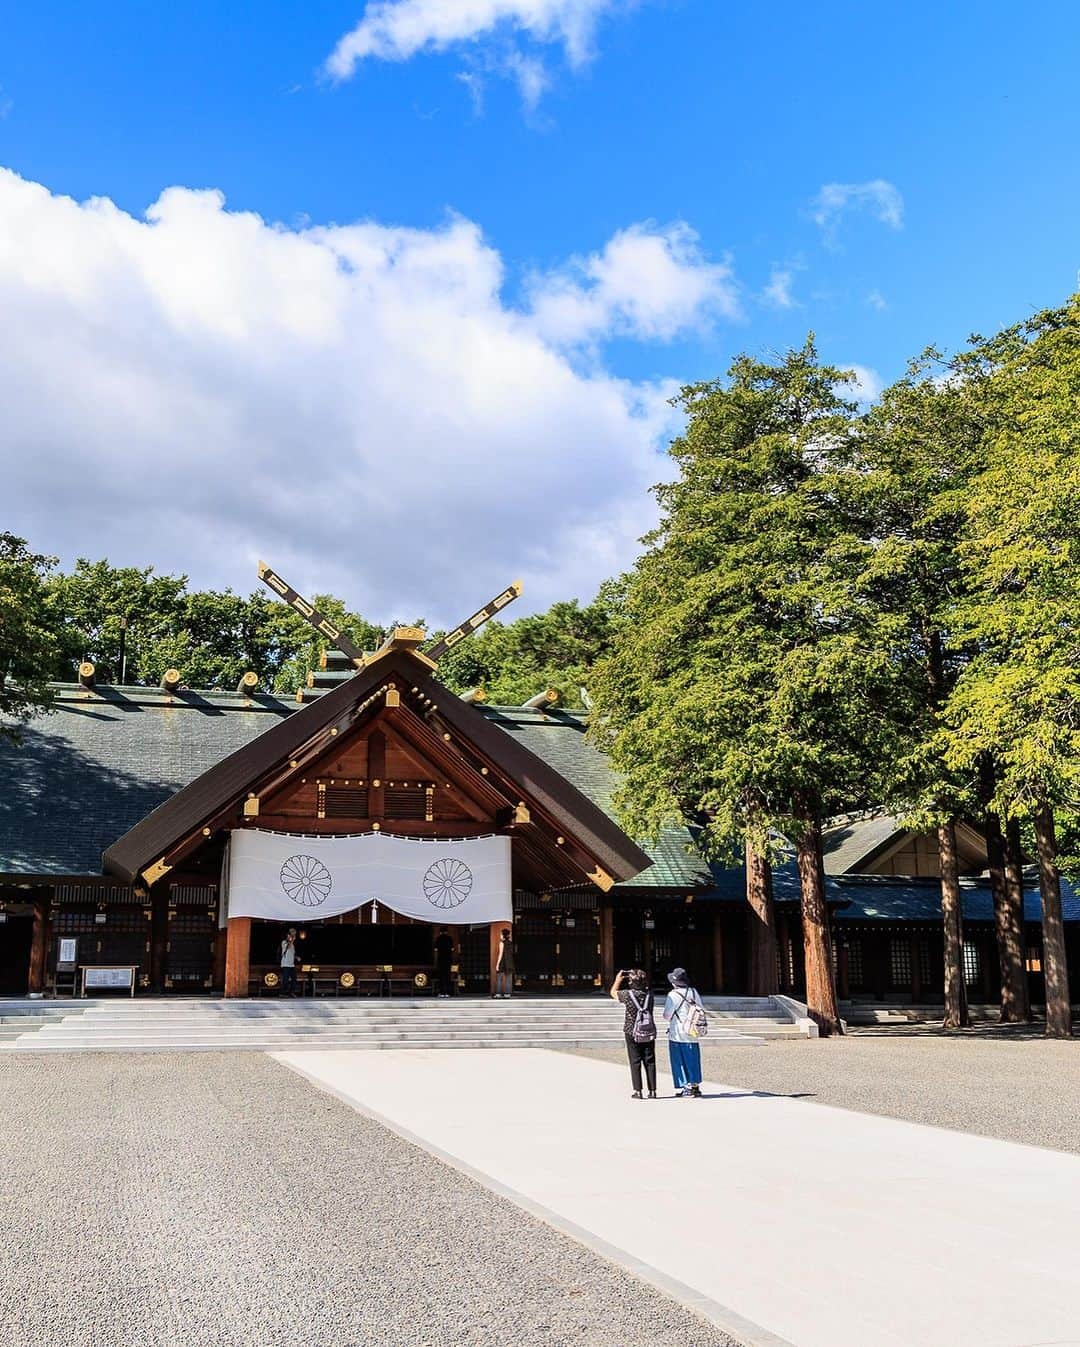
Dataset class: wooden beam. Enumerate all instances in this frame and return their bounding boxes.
[160,669,182,694]
[255,816,493,836]
[383,706,506,819]
[521,689,558,710]
[425,580,523,663]
[377,626,427,654]
[224,917,251,998]
[236,671,259,696]
[368,729,386,819]
[257,560,366,668]
[78,661,96,689]
[459,687,486,704]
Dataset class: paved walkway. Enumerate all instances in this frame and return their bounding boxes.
[276,1048,1080,1347]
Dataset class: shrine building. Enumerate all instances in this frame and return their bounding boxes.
[2,613,1078,1005]
[0,629,722,998]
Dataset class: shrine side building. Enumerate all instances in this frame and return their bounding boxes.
[2,640,1078,1004]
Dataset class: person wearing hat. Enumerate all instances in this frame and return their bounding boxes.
[663,967,704,1097]
[279,927,299,997]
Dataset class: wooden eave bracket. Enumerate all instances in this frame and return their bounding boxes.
[141,858,173,886]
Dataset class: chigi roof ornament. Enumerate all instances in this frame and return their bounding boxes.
[257,560,522,671]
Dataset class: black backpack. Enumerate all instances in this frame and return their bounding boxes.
[627,989,657,1043]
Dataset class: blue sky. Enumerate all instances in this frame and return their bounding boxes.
[2,1,1079,620]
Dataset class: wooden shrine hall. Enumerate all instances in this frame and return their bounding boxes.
[4,565,1078,1006]
[0,568,719,1000]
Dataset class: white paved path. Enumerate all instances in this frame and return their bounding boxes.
[274,1048,1080,1347]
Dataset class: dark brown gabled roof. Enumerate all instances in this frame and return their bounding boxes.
[101,648,651,887]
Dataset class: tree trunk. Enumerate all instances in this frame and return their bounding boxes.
[1004,819,1032,1020]
[746,831,779,996]
[938,820,969,1029]
[978,758,1027,1023]
[1032,801,1073,1038]
[793,793,842,1036]
[987,809,1027,1022]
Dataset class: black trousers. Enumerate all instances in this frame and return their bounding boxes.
[436,961,452,995]
[280,966,297,995]
[624,1033,657,1093]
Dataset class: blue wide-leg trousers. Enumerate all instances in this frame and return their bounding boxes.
[668,1039,701,1090]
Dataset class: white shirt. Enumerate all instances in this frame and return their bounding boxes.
[280,941,296,968]
[663,986,703,1042]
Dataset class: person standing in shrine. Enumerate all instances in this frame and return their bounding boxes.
[610,968,657,1099]
[663,967,704,1097]
[279,927,299,996]
[434,926,454,998]
[494,928,515,998]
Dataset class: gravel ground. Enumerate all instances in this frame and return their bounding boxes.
[573,1026,1080,1154]
[0,1053,740,1347]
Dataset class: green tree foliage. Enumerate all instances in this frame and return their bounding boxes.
[26,554,610,704]
[855,359,989,1026]
[0,533,60,741]
[434,598,613,707]
[589,338,899,1032]
[938,300,1080,1035]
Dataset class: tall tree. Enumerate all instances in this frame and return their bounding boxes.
[0,533,59,742]
[855,364,989,1028]
[590,338,897,1035]
[942,300,1080,1037]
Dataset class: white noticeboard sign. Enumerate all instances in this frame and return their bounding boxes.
[58,938,77,966]
[83,967,135,990]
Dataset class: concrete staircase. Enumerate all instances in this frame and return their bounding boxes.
[0,995,810,1053]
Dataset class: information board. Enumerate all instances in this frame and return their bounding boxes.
[83,966,136,990]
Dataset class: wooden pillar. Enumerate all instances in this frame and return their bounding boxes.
[909,930,922,1003]
[224,917,251,998]
[599,901,615,988]
[150,887,169,992]
[489,921,502,996]
[28,898,48,994]
[838,935,850,1000]
[211,923,228,993]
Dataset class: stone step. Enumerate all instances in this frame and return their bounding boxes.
[4,1032,766,1054]
[0,992,807,1051]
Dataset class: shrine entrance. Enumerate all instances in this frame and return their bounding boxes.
[248,908,441,996]
[0,914,33,995]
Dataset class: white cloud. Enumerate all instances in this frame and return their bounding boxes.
[810,179,904,243]
[0,168,703,625]
[529,222,739,345]
[866,288,888,311]
[762,266,797,310]
[840,363,884,405]
[324,0,627,105]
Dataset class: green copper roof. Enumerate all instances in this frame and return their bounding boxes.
[0,685,704,888]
